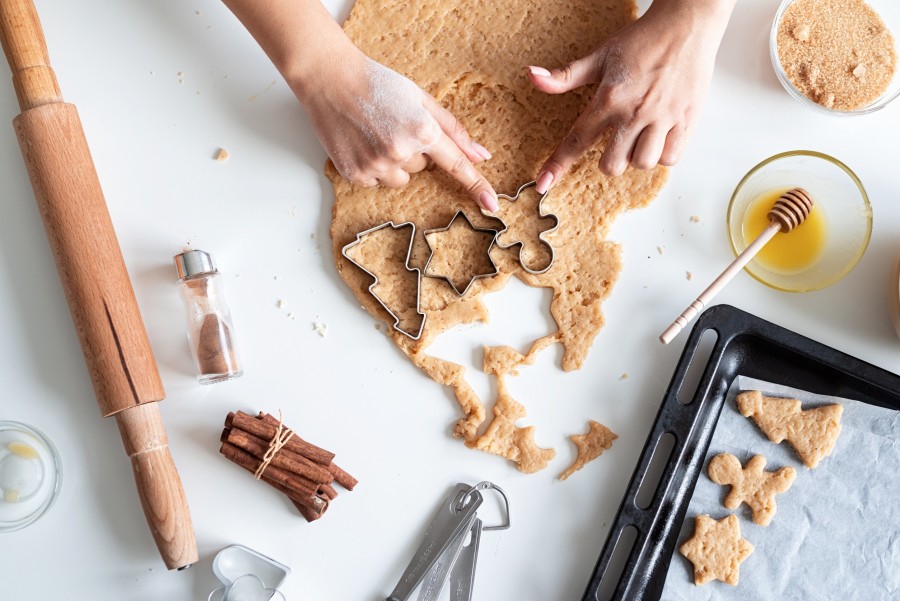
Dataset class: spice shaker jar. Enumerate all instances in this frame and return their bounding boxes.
[174,249,243,384]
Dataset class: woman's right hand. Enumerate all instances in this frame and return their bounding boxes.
[293,49,499,211]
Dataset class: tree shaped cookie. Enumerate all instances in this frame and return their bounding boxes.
[736,390,843,468]
[708,454,796,526]
[679,514,754,586]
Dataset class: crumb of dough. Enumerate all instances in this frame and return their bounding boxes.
[559,420,618,480]
[313,322,328,338]
[690,215,701,223]
[276,299,286,309]
[214,148,229,162]
[328,0,666,468]
[619,373,628,380]
[657,245,665,255]
[777,0,897,111]
[686,271,693,281]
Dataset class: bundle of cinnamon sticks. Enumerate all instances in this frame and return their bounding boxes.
[220,411,357,521]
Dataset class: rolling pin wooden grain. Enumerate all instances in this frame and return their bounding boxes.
[0,0,197,569]
[660,188,814,345]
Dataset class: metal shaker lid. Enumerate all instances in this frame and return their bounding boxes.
[174,249,217,279]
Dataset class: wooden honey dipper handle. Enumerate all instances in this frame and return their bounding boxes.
[660,188,814,345]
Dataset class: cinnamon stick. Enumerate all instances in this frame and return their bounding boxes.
[258,412,336,466]
[224,426,334,485]
[318,483,338,501]
[328,462,358,491]
[226,411,335,465]
[293,499,328,522]
[220,441,319,498]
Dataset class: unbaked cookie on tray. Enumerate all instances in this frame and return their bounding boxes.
[327,0,667,472]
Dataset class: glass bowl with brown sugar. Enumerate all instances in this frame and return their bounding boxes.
[771,0,900,115]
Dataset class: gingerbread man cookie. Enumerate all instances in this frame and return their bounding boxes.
[736,390,843,468]
[708,454,796,526]
[679,514,754,586]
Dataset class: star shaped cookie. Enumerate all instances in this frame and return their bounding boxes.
[679,514,754,586]
[423,211,498,295]
[708,454,796,526]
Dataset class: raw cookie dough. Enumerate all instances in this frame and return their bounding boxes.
[708,453,796,526]
[679,514,754,586]
[559,420,618,481]
[328,0,667,465]
[736,390,843,469]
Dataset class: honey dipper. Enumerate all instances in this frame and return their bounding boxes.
[660,188,814,344]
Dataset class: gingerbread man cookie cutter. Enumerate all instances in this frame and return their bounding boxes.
[341,221,426,340]
[481,180,560,275]
[422,211,500,296]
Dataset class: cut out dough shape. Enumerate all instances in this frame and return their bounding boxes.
[708,454,796,526]
[736,390,843,468]
[679,514,754,586]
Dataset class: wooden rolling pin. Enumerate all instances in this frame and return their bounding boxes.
[0,0,197,569]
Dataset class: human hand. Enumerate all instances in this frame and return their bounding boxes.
[296,52,498,211]
[527,0,735,193]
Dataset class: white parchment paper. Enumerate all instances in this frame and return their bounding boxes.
[661,376,900,600]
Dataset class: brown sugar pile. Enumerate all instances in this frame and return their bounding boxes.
[777,0,897,111]
[327,0,666,471]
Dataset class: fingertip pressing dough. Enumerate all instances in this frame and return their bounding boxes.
[708,453,796,526]
[679,514,754,586]
[559,420,618,481]
[328,0,667,468]
[736,390,843,468]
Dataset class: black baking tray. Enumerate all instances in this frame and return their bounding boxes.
[581,304,900,601]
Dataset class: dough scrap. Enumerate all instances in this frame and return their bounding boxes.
[470,336,560,473]
[679,514,754,586]
[736,390,843,468]
[328,0,666,465]
[708,454,796,526]
[559,420,618,481]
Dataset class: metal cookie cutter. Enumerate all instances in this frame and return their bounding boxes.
[422,211,500,296]
[483,180,560,275]
[342,221,426,340]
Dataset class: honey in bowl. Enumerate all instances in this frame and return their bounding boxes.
[742,189,828,274]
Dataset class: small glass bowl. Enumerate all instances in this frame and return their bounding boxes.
[0,421,62,532]
[770,0,900,115]
[727,151,872,292]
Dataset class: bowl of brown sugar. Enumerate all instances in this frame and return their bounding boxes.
[771,0,900,115]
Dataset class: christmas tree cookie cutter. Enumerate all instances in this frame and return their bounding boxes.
[341,221,426,340]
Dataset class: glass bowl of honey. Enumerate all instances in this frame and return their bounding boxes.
[727,150,872,292]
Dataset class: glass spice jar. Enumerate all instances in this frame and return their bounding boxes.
[174,249,243,384]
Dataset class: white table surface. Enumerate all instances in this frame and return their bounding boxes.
[2,0,899,599]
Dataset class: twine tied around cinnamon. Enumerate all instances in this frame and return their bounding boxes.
[253,410,295,479]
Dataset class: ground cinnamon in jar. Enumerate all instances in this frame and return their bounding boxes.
[777,0,897,111]
[175,250,243,384]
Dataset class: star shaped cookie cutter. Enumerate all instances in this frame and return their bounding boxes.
[482,180,560,275]
[341,221,426,340]
[422,211,500,296]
